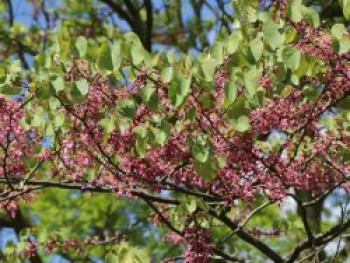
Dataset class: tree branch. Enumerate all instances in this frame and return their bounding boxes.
[0,177,179,205]
[287,217,350,263]
[210,211,285,263]
[144,0,153,51]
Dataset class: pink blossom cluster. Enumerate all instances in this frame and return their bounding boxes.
[22,241,38,259]
[183,227,212,263]
[293,23,336,60]
[0,96,38,178]
[250,91,310,135]
[43,235,121,255]
[133,68,148,87]
[249,227,281,237]
[162,232,184,245]
[4,200,17,219]
[259,74,272,89]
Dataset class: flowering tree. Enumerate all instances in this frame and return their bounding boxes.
[0,0,349,262]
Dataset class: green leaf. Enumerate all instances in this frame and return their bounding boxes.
[303,84,319,101]
[50,76,65,93]
[149,127,167,146]
[248,37,263,63]
[226,32,240,54]
[74,78,89,96]
[34,53,51,71]
[235,115,251,132]
[186,107,197,121]
[193,158,218,182]
[147,52,161,68]
[134,248,150,263]
[140,84,158,110]
[225,96,249,119]
[340,0,350,20]
[210,42,224,63]
[45,122,55,136]
[135,137,147,157]
[98,42,113,71]
[291,74,300,85]
[333,37,350,54]
[282,47,301,70]
[131,42,146,65]
[263,19,284,49]
[99,118,116,133]
[105,253,119,263]
[111,40,122,71]
[224,81,237,104]
[119,248,134,263]
[321,116,337,131]
[140,85,154,103]
[289,0,303,22]
[186,199,197,213]
[48,97,60,110]
[132,125,149,156]
[1,83,21,95]
[0,73,11,88]
[75,36,87,57]
[256,141,271,153]
[199,91,215,108]
[188,134,211,163]
[167,50,176,63]
[294,55,311,77]
[331,24,346,39]
[244,67,260,95]
[168,74,192,107]
[133,126,147,138]
[10,60,21,74]
[36,228,47,243]
[231,51,249,68]
[216,155,226,168]
[200,55,217,81]
[116,99,136,119]
[54,111,65,127]
[285,25,298,43]
[160,67,173,83]
[22,156,37,169]
[336,96,350,109]
[19,118,30,130]
[3,241,16,255]
[37,83,55,99]
[302,6,320,27]
[32,106,46,127]
[123,32,140,43]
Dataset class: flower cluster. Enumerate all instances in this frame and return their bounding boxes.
[162,232,184,245]
[22,241,38,259]
[250,91,310,135]
[0,96,38,180]
[183,227,212,263]
[249,227,281,237]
